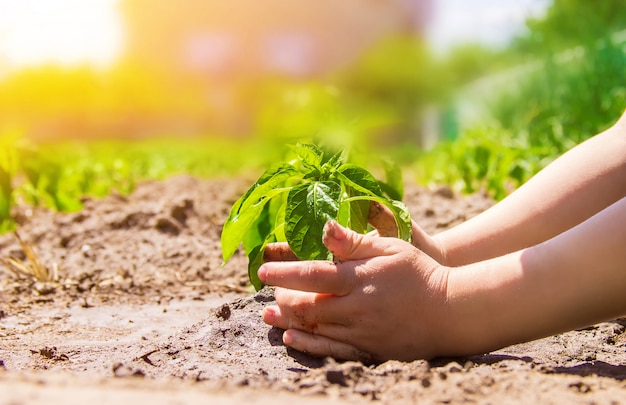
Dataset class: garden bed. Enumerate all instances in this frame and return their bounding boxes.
[1,175,625,404]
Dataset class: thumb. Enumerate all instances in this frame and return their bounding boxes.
[368,201,398,237]
[323,220,396,262]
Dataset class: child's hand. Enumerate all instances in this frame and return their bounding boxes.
[260,220,451,362]
[368,201,447,264]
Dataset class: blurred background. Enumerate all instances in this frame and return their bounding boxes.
[0,0,625,229]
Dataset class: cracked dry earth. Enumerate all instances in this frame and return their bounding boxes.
[1,175,625,404]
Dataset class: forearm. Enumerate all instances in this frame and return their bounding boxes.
[439,197,626,357]
[435,112,626,266]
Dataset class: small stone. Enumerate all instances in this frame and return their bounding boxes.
[435,186,454,199]
[326,369,348,386]
[154,217,182,235]
[215,304,231,320]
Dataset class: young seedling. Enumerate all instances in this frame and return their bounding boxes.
[221,143,412,290]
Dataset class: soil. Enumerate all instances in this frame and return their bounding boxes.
[1,174,625,404]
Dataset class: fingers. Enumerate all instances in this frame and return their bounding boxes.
[263,304,340,334]
[263,289,351,328]
[368,202,433,252]
[264,214,419,266]
[368,201,398,237]
[263,300,376,363]
[283,329,377,364]
[259,259,358,295]
[322,220,399,262]
[260,222,402,294]
[263,242,298,262]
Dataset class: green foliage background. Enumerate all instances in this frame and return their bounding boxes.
[0,133,279,232]
[412,0,625,199]
[1,0,624,231]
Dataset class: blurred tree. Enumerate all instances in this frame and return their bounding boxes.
[442,44,504,87]
[336,36,442,145]
[514,0,626,52]
[488,0,626,151]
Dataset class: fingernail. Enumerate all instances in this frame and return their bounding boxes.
[324,220,344,241]
[262,307,275,323]
[283,329,294,345]
[258,265,267,282]
[322,221,332,238]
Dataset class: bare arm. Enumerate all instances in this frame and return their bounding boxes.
[259,111,626,362]
[435,111,626,266]
[442,196,626,356]
[261,198,626,361]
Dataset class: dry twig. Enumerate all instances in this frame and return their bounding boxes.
[0,231,55,282]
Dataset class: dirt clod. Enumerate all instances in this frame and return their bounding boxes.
[215,303,231,320]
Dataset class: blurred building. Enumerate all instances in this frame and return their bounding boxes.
[0,0,437,141]
[116,0,433,135]
[120,0,433,79]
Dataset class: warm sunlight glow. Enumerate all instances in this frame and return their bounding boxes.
[427,0,550,52]
[0,0,122,70]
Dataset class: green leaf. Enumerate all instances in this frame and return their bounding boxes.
[336,164,384,197]
[288,143,323,170]
[285,181,342,261]
[336,199,350,228]
[245,196,290,291]
[242,202,272,256]
[345,185,369,234]
[54,192,83,212]
[222,185,289,262]
[221,164,297,263]
[0,193,10,221]
[379,159,404,200]
[337,164,409,240]
[272,197,287,242]
[0,164,12,197]
[324,149,347,170]
[344,195,412,243]
[228,163,296,220]
[247,244,266,291]
[388,199,413,242]
[0,164,12,219]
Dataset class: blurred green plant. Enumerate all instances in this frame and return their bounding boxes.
[490,39,625,151]
[336,36,444,144]
[422,1,625,200]
[0,162,12,232]
[0,132,281,233]
[513,0,626,53]
[0,130,21,232]
[253,79,397,154]
[414,126,554,200]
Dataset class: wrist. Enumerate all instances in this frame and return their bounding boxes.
[412,223,449,265]
[416,262,457,359]
[430,233,451,266]
[436,256,526,357]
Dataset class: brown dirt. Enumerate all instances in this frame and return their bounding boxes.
[1,175,625,404]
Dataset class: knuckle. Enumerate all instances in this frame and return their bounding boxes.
[299,261,319,280]
[337,268,357,296]
[325,341,372,363]
[344,232,362,258]
[299,261,339,292]
[290,298,309,314]
[273,287,287,302]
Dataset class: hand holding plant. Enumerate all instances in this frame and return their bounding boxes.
[221,143,412,290]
